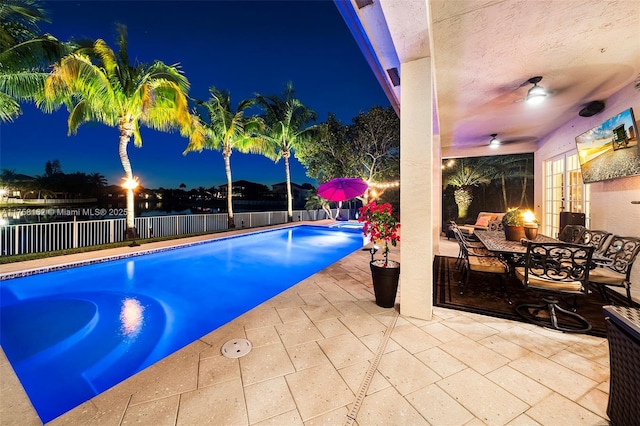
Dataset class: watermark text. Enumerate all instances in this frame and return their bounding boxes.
[1,208,127,218]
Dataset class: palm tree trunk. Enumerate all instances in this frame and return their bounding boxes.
[224,151,235,228]
[323,205,333,219]
[454,187,473,219]
[501,175,508,210]
[519,161,529,206]
[119,120,136,239]
[284,151,293,222]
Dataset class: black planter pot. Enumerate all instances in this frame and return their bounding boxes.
[370,260,400,308]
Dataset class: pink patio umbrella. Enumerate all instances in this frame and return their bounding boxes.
[318,177,368,202]
[318,178,368,220]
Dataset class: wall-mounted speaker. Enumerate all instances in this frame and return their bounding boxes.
[579,101,605,117]
[560,211,585,230]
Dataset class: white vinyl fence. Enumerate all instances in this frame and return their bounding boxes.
[0,209,337,257]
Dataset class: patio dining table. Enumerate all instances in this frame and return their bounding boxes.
[473,230,610,265]
[473,230,558,255]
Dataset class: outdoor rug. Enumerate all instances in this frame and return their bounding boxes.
[433,255,635,338]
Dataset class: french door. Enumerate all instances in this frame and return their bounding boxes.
[542,151,591,237]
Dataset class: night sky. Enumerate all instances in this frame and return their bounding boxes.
[0,0,389,189]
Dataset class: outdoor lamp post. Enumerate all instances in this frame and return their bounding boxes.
[122,177,140,247]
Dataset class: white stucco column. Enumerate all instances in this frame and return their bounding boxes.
[399,56,435,320]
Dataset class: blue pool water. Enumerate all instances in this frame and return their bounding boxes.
[0,225,365,422]
[330,221,364,230]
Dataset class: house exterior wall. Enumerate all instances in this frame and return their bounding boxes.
[535,81,640,302]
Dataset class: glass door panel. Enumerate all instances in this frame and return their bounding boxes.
[543,152,590,237]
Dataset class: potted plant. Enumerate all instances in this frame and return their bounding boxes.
[358,201,401,308]
[501,208,526,241]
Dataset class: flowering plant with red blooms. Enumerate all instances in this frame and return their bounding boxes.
[358,201,400,266]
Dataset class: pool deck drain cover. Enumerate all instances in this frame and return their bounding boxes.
[221,339,252,358]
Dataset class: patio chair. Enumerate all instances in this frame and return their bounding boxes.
[453,230,511,304]
[515,242,595,332]
[450,221,487,270]
[589,235,640,306]
[579,229,612,254]
[558,224,586,243]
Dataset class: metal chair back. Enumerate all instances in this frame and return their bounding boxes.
[579,229,612,253]
[522,242,595,294]
[516,242,596,332]
[600,236,640,276]
[558,224,586,243]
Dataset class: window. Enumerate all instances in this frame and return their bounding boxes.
[543,152,590,237]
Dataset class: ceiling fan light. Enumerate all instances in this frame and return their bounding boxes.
[526,84,547,104]
[489,135,500,148]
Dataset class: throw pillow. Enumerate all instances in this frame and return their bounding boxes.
[475,216,490,227]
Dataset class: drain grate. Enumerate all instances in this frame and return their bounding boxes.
[345,309,399,425]
[221,338,252,358]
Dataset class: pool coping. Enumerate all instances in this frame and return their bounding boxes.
[1,221,359,281]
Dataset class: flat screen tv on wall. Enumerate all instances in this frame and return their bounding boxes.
[575,107,640,183]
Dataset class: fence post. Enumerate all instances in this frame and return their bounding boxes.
[14,226,19,255]
[73,215,79,248]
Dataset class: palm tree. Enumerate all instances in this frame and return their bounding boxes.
[255,82,316,222]
[184,87,266,228]
[40,24,203,239]
[486,155,532,210]
[443,158,493,219]
[87,172,107,196]
[0,0,70,122]
[304,188,334,219]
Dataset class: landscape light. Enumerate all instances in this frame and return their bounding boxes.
[122,177,139,190]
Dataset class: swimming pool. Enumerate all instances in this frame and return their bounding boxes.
[0,225,365,423]
[330,220,364,230]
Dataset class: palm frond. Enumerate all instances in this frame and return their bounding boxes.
[0,34,68,70]
[144,61,190,93]
[0,0,50,51]
[132,119,142,147]
[45,53,116,112]
[67,99,89,135]
[115,24,129,69]
[0,91,21,122]
[0,69,46,99]
[93,38,120,85]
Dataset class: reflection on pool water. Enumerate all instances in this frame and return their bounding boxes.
[0,225,365,423]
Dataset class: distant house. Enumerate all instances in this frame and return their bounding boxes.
[101,185,126,199]
[0,173,35,199]
[218,180,271,199]
[271,182,312,206]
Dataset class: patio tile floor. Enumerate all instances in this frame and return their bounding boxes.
[0,226,611,425]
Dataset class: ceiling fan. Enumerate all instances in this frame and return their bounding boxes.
[486,133,537,148]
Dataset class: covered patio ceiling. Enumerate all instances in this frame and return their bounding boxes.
[335,0,640,154]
